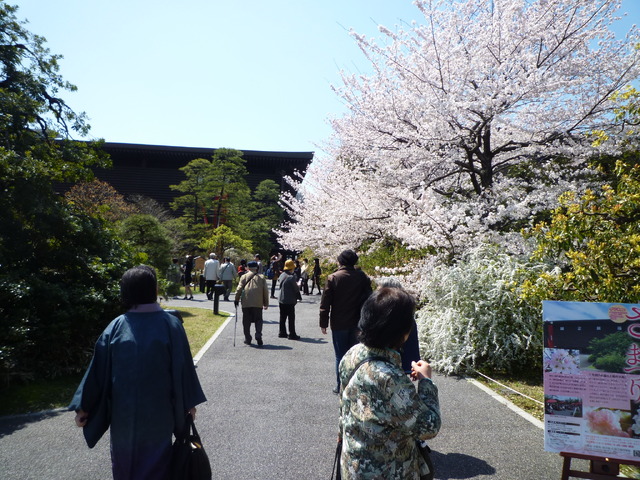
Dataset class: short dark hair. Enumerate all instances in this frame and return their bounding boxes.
[358,287,416,349]
[121,265,158,310]
[337,249,358,267]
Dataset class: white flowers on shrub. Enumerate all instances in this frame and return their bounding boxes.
[417,246,544,375]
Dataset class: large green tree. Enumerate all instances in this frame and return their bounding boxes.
[208,148,252,233]
[0,4,131,383]
[247,179,284,256]
[170,148,253,250]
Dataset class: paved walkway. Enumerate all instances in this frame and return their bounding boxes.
[0,291,569,479]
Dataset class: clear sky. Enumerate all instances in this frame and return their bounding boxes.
[11,0,640,156]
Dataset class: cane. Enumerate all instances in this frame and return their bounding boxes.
[233,303,238,347]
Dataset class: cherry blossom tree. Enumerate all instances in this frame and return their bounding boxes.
[279,0,640,264]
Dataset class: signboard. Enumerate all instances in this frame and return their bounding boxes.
[543,300,640,461]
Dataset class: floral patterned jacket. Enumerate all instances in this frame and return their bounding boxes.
[339,343,441,479]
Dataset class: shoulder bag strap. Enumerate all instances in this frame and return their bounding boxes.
[239,272,257,296]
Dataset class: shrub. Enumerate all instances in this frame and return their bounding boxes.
[587,332,633,374]
[416,245,544,375]
[592,353,627,373]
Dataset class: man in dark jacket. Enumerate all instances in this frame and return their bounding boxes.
[319,249,372,394]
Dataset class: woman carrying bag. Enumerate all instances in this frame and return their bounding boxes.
[70,265,206,480]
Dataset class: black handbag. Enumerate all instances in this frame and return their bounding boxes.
[417,440,435,480]
[170,414,212,480]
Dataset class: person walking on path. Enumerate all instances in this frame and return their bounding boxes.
[269,252,283,299]
[218,257,238,301]
[310,257,322,295]
[69,265,206,480]
[182,254,197,300]
[299,258,310,295]
[339,286,440,479]
[203,253,220,300]
[238,259,248,277]
[234,260,269,346]
[278,259,302,340]
[320,249,373,394]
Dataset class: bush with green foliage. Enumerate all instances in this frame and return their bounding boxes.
[118,214,173,271]
[200,224,253,259]
[0,163,132,381]
[523,159,640,303]
[416,245,544,375]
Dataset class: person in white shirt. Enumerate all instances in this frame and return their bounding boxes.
[203,253,220,300]
[218,257,238,301]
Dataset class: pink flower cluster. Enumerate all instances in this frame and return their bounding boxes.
[586,409,630,437]
[544,349,580,374]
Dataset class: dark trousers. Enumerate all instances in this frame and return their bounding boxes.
[332,327,359,389]
[205,280,216,300]
[271,275,279,297]
[310,275,321,294]
[222,280,232,300]
[242,307,263,342]
[301,277,309,295]
[278,303,297,336]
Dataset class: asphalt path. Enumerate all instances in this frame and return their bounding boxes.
[0,290,569,479]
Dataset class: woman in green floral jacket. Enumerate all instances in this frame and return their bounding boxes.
[338,286,441,479]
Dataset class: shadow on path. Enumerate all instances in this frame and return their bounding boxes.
[432,450,496,479]
[297,337,329,345]
[0,409,65,438]
[246,344,293,351]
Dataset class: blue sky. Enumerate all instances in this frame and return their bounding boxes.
[12,0,640,155]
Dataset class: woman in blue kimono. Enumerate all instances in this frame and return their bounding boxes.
[70,265,207,480]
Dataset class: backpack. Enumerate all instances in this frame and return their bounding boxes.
[265,267,274,279]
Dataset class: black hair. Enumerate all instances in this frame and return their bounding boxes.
[120,265,158,310]
[337,249,358,267]
[358,287,416,349]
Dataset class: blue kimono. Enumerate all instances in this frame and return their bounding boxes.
[69,304,207,480]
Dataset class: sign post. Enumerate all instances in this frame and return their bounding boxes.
[543,301,640,478]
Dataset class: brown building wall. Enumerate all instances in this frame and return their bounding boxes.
[60,142,313,209]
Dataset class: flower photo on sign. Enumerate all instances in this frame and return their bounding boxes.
[544,348,581,374]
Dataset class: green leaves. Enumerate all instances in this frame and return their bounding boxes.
[0,6,129,385]
[524,160,640,303]
[170,152,284,257]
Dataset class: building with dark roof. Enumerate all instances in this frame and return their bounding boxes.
[90,142,313,209]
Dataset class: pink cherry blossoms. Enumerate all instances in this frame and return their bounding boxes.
[277,0,640,272]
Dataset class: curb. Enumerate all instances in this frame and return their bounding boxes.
[466,377,544,429]
[193,314,233,364]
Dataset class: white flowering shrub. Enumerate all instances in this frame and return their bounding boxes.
[416,246,544,375]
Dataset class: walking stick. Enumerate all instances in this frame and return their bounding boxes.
[233,303,238,347]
